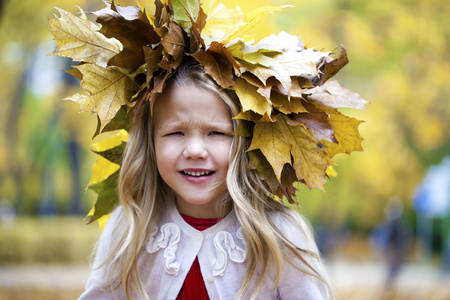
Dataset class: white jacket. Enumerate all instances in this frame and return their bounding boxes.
[79,203,329,299]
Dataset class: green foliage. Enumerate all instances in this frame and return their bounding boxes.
[0,0,448,232]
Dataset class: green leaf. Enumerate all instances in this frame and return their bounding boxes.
[172,0,200,32]
[91,130,128,165]
[93,105,134,139]
[86,171,119,224]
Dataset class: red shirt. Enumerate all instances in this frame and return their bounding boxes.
[176,214,221,300]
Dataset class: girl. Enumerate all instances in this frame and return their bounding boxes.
[79,58,333,299]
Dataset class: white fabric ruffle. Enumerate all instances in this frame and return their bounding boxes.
[146,223,181,275]
[211,227,246,276]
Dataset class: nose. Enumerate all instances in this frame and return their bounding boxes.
[183,136,208,159]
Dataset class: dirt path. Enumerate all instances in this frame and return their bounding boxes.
[0,259,449,300]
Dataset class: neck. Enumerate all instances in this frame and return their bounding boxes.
[175,197,232,219]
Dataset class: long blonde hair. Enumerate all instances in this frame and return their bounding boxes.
[95,58,334,299]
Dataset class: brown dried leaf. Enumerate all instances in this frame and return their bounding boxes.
[287,111,336,144]
[313,45,349,86]
[306,80,368,110]
[143,44,163,86]
[248,150,280,192]
[190,47,235,88]
[94,2,159,71]
[160,21,186,63]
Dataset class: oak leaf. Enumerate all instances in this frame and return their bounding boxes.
[143,44,163,87]
[159,21,186,66]
[48,8,122,68]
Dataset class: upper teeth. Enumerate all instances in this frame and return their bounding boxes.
[183,171,212,177]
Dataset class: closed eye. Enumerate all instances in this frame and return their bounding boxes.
[165,131,184,136]
[209,131,225,136]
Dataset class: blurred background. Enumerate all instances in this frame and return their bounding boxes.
[0,0,449,299]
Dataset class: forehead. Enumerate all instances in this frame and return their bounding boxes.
[154,83,232,127]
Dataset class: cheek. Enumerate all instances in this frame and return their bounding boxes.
[154,139,173,170]
[216,140,232,167]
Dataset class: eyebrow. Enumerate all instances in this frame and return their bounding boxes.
[156,120,232,131]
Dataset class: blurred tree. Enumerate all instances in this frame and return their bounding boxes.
[0,0,98,214]
[0,0,448,231]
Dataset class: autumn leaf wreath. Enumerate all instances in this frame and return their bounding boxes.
[49,0,367,223]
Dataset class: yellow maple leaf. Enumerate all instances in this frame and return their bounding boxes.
[48,8,122,68]
[248,115,331,190]
[270,92,308,115]
[90,130,129,153]
[86,207,111,231]
[232,77,272,116]
[201,2,243,44]
[316,103,365,157]
[88,155,120,187]
[65,64,138,132]
[222,5,290,44]
[247,120,291,182]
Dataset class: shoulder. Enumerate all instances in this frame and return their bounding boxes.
[93,206,126,263]
[269,210,331,299]
[268,209,317,252]
[100,206,124,239]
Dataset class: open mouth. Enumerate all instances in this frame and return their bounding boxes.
[181,170,214,177]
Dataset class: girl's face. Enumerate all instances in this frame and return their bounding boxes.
[153,82,233,218]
